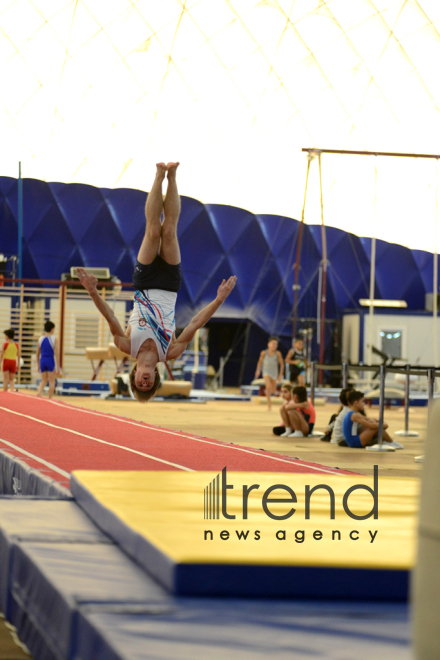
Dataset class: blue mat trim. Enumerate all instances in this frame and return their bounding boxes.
[175,563,409,601]
[0,449,71,498]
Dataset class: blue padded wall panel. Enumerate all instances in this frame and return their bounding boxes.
[294,226,322,314]
[178,196,207,237]
[246,259,289,334]
[16,179,55,239]
[101,188,147,248]
[20,245,40,281]
[48,182,107,245]
[0,194,18,256]
[325,230,370,309]
[2,179,19,220]
[27,208,78,281]
[374,241,424,306]
[257,215,298,284]
[206,204,254,253]
[412,249,434,292]
[357,237,380,300]
[179,211,225,303]
[113,253,136,286]
[226,220,277,308]
[200,257,244,314]
[63,247,85,277]
[173,279,193,328]
[308,223,324,255]
[0,177,15,196]
[256,214,295,252]
[80,207,127,269]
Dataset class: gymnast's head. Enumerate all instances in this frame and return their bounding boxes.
[129,362,161,402]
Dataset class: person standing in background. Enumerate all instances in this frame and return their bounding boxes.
[36,321,60,398]
[1,328,20,392]
[255,336,284,410]
[285,336,308,386]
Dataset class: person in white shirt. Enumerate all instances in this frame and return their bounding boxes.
[332,387,353,446]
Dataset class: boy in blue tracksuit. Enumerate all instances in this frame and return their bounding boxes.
[36,321,60,398]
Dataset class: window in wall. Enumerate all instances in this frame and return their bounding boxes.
[380,330,402,358]
[75,316,100,349]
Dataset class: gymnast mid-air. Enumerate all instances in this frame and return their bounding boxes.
[78,162,237,401]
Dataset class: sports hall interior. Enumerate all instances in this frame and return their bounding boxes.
[1,2,440,659]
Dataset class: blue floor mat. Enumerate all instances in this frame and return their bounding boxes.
[0,499,111,616]
[75,599,411,660]
[9,542,170,660]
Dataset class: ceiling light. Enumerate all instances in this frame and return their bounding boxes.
[359,299,407,308]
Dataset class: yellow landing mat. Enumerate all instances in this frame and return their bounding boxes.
[71,469,419,598]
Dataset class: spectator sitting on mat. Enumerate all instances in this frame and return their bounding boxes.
[320,408,341,443]
[255,336,284,411]
[285,337,308,386]
[280,385,316,438]
[1,328,20,392]
[77,162,237,402]
[321,386,354,445]
[342,390,404,449]
[274,383,293,434]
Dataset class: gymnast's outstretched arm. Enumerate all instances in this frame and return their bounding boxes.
[167,276,237,359]
[77,268,129,351]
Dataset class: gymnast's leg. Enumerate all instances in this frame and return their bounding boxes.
[160,162,181,265]
[37,372,48,397]
[48,371,56,398]
[137,162,167,265]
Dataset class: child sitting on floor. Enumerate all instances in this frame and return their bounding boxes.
[274,383,293,435]
[342,390,403,449]
[320,386,355,443]
[331,387,354,446]
[280,385,316,438]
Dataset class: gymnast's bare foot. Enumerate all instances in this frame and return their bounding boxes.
[155,162,167,181]
[166,162,180,179]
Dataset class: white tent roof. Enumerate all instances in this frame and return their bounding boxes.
[2,0,440,251]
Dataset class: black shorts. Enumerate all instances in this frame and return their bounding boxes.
[301,413,314,436]
[132,256,182,293]
[302,412,311,424]
[289,365,305,381]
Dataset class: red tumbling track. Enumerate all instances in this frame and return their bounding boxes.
[0,392,354,487]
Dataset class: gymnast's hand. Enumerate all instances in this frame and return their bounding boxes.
[217,276,237,302]
[77,267,98,293]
